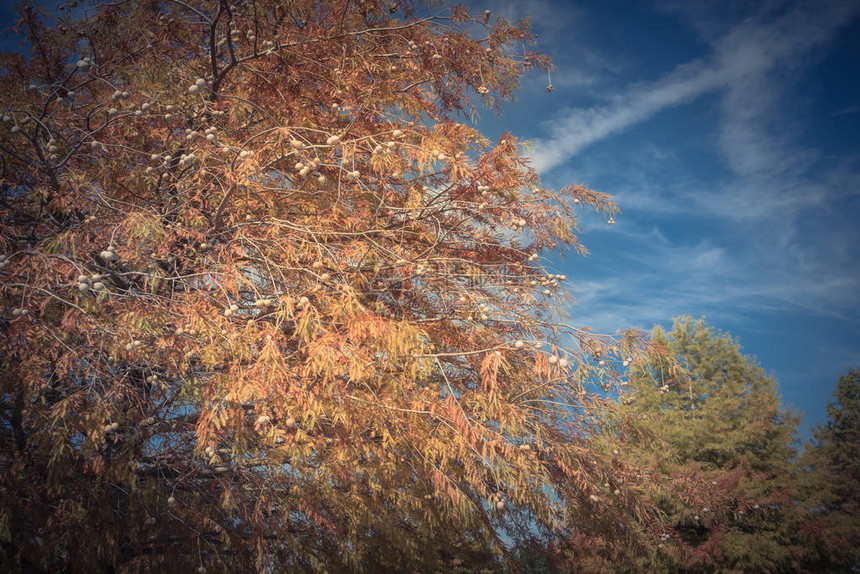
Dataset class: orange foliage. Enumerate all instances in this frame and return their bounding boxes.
[0,0,661,571]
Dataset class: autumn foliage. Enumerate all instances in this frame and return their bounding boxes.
[0,1,671,571]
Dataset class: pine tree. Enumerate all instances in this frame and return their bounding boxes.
[607,317,803,572]
[797,369,860,572]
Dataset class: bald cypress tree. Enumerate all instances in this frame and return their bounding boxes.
[0,0,669,571]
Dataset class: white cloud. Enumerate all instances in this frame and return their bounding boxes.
[507,0,860,438]
[529,1,860,173]
[831,105,859,117]
[517,1,860,334]
[530,61,724,172]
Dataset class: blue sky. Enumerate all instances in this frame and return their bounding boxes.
[474,0,860,439]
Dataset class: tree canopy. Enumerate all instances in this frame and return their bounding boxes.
[508,317,859,573]
[557,317,805,573]
[797,369,860,571]
[0,1,662,571]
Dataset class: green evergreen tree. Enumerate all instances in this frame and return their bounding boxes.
[617,317,804,572]
[797,369,860,572]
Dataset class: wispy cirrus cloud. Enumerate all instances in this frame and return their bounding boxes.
[529,0,860,173]
[484,0,860,436]
[522,0,860,330]
[831,105,859,117]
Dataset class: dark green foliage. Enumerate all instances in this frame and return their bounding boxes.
[512,319,858,573]
[797,369,860,572]
[617,317,804,572]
